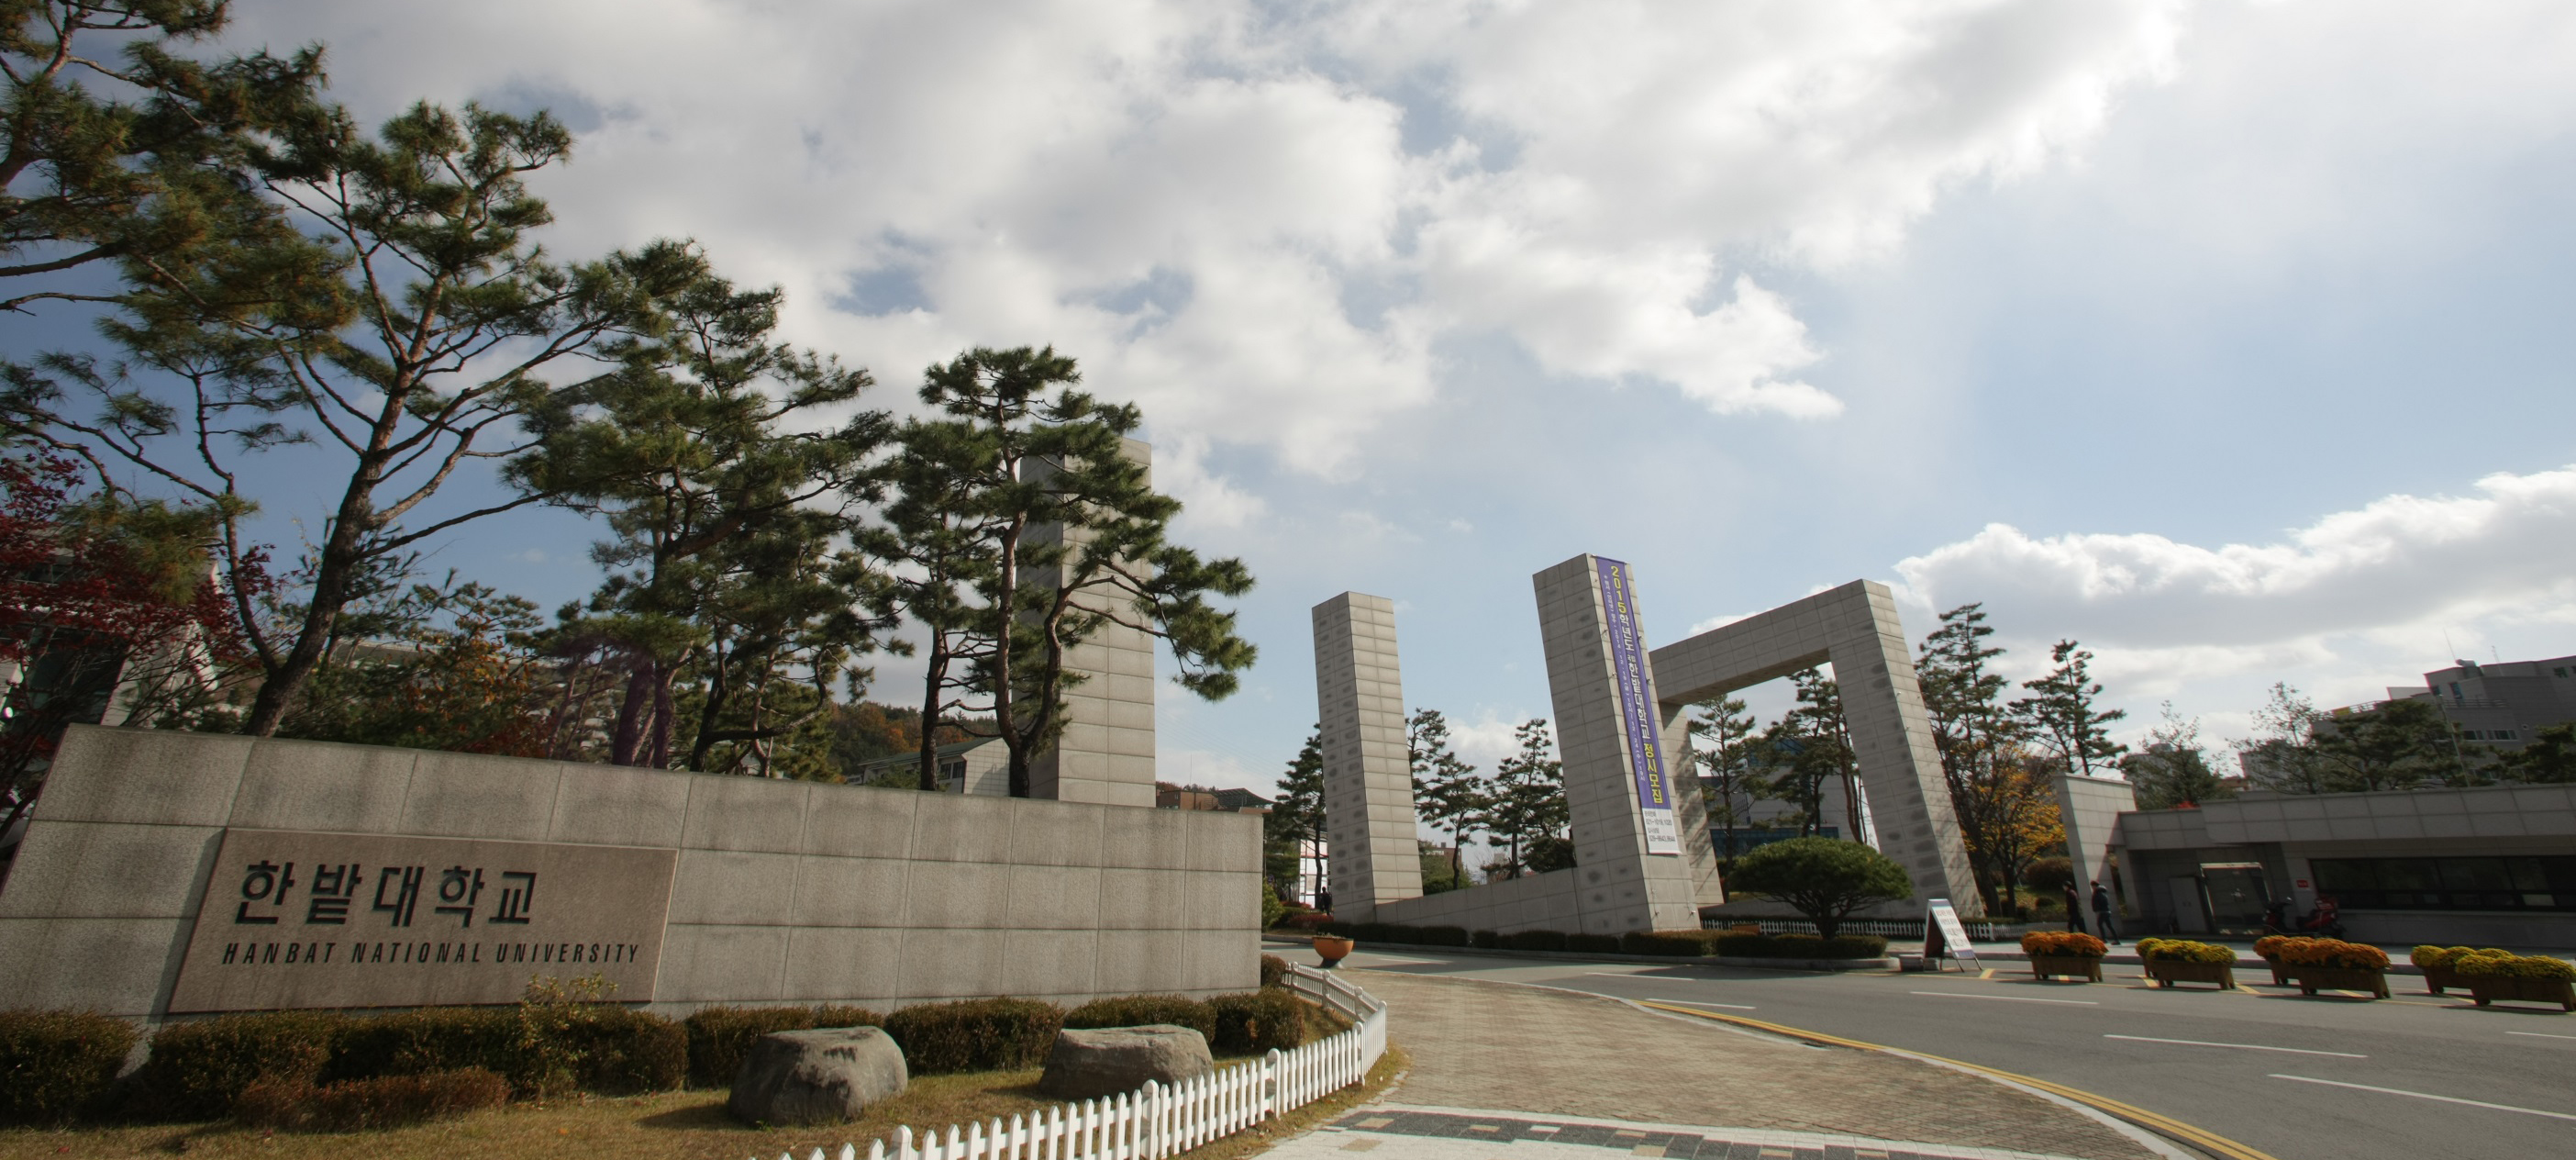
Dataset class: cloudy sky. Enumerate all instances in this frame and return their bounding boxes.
[199,0,2576,789]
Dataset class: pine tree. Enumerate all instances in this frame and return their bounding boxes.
[2013,639,2127,779]
[1265,726,1327,903]
[1482,719,1567,878]
[1407,708,1484,885]
[519,262,895,773]
[1688,695,1759,862]
[4,101,699,737]
[912,346,1256,796]
[1916,603,2035,914]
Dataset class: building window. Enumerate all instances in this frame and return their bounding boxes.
[2312,855,2576,912]
[2495,729,2519,741]
[2556,666,2570,678]
[2461,730,2484,741]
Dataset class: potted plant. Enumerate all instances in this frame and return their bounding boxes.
[2453,951,2576,1011]
[2411,944,2484,995]
[2137,938,2237,989]
[2020,931,2107,982]
[2253,934,2306,986]
[1312,932,1355,969]
[2275,938,2391,998]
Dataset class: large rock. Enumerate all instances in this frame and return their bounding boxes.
[1038,1025,1216,1100]
[729,1026,908,1126]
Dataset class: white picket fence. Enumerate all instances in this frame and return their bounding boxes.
[760,966,1386,1160]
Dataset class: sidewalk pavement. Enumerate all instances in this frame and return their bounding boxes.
[1333,967,2164,1160]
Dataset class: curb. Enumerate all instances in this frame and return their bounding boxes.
[1266,936,1895,973]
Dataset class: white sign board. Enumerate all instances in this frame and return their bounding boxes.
[1925,898,1978,967]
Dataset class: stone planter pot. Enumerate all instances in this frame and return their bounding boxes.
[2422,965,2467,996]
[1312,935,1354,969]
[2464,976,2576,1011]
[2284,965,2389,998]
[2143,959,2236,990]
[2028,954,2103,982]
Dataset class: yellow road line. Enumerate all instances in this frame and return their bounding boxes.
[1636,1000,2282,1160]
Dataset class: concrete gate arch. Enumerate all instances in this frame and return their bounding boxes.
[1314,559,1983,934]
[1649,579,1982,916]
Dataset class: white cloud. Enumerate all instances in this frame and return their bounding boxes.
[224,0,2189,478]
[1891,464,2576,735]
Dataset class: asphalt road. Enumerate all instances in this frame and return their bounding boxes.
[1331,946,2576,1160]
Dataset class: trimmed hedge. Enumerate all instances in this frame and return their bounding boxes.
[1064,995,1216,1039]
[1497,930,1568,953]
[1469,930,1499,949]
[128,1011,349,1121]
[1210,990,1305,1054]
[1621,931,1720,957]
[2136,938,2236,965]
[680,1006,884,1090]
[882,998,1063,1075]
[124,1001,684,1121]
[1708,932,1888,960]
[0,1009,138,1126]
[236,1067,509,1132]
[1259,954,1290,989]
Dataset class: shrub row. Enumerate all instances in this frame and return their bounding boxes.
[2,980,1327,1124]
[1259,954,1290,989]
[2136,938,2236,965]
[1707,932,1889,960]
[0,1009,138,1126]
[2021,931,2108,958]
[1306,922,1888,960]
[681,1005,881,1088]
[123,1005,686,1121]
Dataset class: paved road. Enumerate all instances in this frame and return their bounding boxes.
[1331,947,2576,1160]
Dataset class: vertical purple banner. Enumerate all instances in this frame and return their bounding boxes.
[1593,557,1682,854]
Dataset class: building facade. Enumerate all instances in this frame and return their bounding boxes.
[2110,784,2576,946]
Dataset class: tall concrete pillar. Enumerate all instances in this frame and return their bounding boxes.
[1311,592,1422,919]
[2055,772,2138,909]
[1027,438,1158,808]
[1533,556,1703,935]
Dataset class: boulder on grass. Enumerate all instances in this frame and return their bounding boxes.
[728,1026,908,1126]
[1038,1024,1215,1100]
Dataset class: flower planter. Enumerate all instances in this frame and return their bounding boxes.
[2028,954,2103,982]
[2284,966,2389,998]
[2422,965,2467,996]
[1312,935,1355,969]
[2143,960,2236,990]
[2262,955,2289,987]
[2465,976,2576,1011]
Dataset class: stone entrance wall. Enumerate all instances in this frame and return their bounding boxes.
[0,726,1258,1020]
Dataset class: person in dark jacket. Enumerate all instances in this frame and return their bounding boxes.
[2061,882,2087,932]
[2090,880,2121,943]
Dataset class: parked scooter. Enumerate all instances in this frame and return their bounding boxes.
[2262,897,2346,940]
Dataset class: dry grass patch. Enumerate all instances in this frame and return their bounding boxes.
[0,1038,1404,1160]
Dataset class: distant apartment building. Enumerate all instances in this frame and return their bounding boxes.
[847,736,1010,795]
[2383,654,2576,750]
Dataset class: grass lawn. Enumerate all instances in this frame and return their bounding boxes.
[0,1037,1405,1160]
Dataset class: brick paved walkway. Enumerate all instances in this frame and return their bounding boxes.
[1354,969,2159,1160]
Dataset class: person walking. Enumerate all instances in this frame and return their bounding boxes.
[2061,881,2088,933]
[2090,879,2121,943]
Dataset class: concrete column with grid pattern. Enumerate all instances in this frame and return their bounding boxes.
[1533,555,1703,935]
[1026,438,1158,809]
[1312,592,1423,919]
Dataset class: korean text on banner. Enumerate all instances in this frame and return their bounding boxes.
[1593,557,1681,855]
